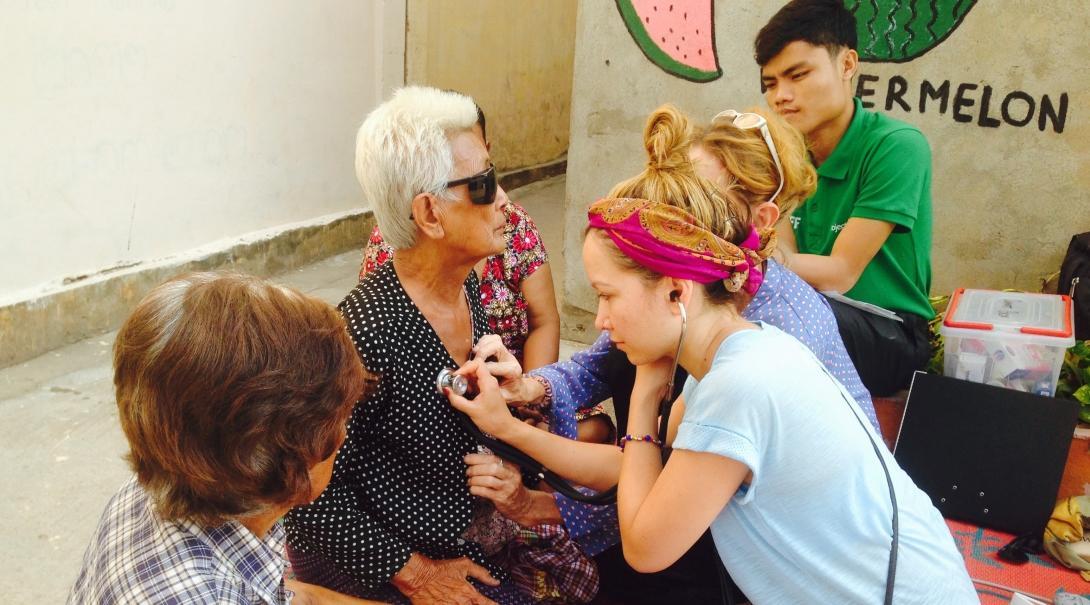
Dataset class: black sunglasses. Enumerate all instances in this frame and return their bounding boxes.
[446,163,497,206]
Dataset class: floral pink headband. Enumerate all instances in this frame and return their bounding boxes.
[587,197,773,295]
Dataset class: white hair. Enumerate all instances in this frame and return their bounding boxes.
[140,272,273,360]
[355,86,479,250]
[140,274,204,360]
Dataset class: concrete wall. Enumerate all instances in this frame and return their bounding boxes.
[0,1,404,365]
[405,0,577,172]
[0,0,404,307]
[563,0,1088,338]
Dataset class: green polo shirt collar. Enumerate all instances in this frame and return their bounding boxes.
[816,97,866,181]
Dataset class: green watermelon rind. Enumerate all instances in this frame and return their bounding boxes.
[615,0,722,83]
[850,0,978,63]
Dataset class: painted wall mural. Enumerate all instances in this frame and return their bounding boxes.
[615,0,975,79]
[615,0,1069,134]
[615,0,721,82]
[849,0,977,63]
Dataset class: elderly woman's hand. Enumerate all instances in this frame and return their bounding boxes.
[465,453,531,523]
[447,359,520,440]
[392,552,498,605]
[472,335,546,407]
[470,335,521,381]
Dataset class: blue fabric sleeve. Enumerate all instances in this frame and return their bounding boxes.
[526,332,622,554]
[529,332,614,439]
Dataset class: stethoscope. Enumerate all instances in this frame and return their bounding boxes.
[441,297,688,506]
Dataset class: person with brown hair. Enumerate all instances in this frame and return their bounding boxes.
[68,272,381,605]
[451,104,975,604]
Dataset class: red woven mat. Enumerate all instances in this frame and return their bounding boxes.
[946,519,1087,603]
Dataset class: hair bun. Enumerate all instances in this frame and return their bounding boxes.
[643,104,693,173]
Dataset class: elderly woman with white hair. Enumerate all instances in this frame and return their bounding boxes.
[284,88,589,605]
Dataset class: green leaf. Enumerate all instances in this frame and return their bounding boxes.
[1079,406,1090,424]
[1071,340,1090,359]
[1075,385,1090,405]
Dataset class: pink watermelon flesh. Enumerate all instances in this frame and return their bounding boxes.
[629,0,718,74]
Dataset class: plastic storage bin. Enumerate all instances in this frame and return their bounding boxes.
[941,288,1074,396]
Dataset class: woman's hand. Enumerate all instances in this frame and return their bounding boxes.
[470,335,549,407]
[471,334,522,384]
[447,359,519,440]
[465,453,562,526]
[465,453,531,524]
[498,375,547,407]
[632,357,676,410]
[392,552,499,605]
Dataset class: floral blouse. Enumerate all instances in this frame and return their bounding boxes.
[361,202,548,364]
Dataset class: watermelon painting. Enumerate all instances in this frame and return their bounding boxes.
[847,0,978,63]
[615,0,722,83]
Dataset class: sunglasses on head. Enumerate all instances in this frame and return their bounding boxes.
[711,110,784,207]
[446,163,497,206]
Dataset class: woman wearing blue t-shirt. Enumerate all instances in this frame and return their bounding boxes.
[449,106,977,603]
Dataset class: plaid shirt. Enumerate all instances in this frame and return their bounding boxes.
[69,477,293,605]
[506,525,599,603]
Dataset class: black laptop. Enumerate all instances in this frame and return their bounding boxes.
[893,372,1079,535]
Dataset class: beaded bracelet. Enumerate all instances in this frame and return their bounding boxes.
[619,433,664,451]
[528,374,554,406]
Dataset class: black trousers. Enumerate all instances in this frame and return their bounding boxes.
[594,530,742,605]
[827,297,931,397]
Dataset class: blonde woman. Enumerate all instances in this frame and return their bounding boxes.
[688,106,874,427]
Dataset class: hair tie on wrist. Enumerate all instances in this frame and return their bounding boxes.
[619,434,664,451]
[528,374,554,406]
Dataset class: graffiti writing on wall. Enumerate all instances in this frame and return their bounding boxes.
[615,0,721,82]
[856,74,1070,133]
[849,0,977,63]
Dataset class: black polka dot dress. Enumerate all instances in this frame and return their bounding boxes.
[284,263,503,600]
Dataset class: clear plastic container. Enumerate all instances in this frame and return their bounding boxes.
[940,288,1075,396]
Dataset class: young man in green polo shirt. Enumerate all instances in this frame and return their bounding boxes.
[755,0,933,396]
